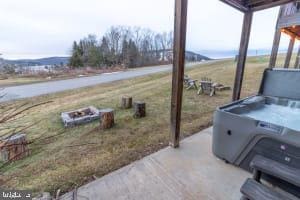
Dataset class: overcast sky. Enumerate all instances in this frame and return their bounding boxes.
[0,0,295,59]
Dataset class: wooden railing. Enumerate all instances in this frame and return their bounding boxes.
[277,2,300,30]
[281,2,299,17]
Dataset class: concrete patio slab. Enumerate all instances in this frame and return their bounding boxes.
[60,127,250,200]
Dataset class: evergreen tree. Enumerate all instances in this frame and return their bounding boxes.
[87,46,102,67]
[69,41,83,68]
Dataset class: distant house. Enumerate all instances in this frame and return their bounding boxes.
[14,65,55,74]
[161,49,211,62]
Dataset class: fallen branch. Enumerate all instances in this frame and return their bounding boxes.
[0,119,44,147]
[0,101,53,123]
[0,149,30,169]
[31,129,66,144]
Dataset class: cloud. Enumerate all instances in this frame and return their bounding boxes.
[0,0,284,59]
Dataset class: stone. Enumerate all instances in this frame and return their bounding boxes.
[61,106,100,127]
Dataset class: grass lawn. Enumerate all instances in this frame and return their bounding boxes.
[0,54,288,195]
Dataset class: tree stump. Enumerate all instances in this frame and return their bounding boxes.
[121,96,132,109]
[133,101,146,118]
[99,108,115,129]
[0,134,28,162]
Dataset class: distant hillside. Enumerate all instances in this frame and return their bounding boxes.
[4,57,69,66]
[2,50,210,67]
[185,51,211,61]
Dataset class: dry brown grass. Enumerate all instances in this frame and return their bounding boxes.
[0,55,285,195]
[0,66,126,87]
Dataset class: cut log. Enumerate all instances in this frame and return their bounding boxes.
[99,108,115,129]
[121,96,133,109]
[133,101,146,118]
[0,134,28,162]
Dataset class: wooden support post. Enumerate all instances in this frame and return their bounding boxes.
[232,11,253,101]
[99,109,114,129]
[121,96,132,109]
[284,37,295,68]
[269,7,284,68]
[295,46,300,69]
[269,30,281,68]
[170,0,188,148]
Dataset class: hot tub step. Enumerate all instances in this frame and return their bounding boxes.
[250,155,300,188]
[241,179,299,200]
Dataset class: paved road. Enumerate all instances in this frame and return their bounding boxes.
[0,63,204,102]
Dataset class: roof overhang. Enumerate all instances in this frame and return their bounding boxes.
[220,0,296,12]
[276,2,300,39]
[281,26,300,39]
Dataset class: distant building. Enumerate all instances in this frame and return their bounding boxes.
[0,54,4,69]
[15,65,55,74]
[162,49,211,62]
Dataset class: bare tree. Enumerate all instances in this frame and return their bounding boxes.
[69,25,174,68]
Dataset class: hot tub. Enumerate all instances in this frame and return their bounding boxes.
[212,68,300,196]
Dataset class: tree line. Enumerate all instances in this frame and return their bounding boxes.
[69,26,173,68]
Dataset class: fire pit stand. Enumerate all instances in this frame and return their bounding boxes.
[61,106,100,127]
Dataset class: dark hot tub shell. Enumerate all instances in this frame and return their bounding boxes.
[213,68,300,196]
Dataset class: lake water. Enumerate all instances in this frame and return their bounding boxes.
[198,49,287,59]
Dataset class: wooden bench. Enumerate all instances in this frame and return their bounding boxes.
[198,77,215,96]
[241,179,299,200]
[184,75,190,86]
[186,79,198,90]
[184,75,198,90]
